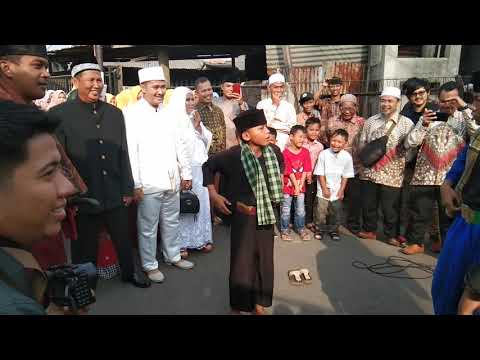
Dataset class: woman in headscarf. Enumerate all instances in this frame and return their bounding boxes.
[167,87,213,258]
[163,88,174,107]
[34,89,54,111]
[116,85,142,110]
[47,90,67,110]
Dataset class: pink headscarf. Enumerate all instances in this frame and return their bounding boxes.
[47,90,67,110]
[34,90,54,111]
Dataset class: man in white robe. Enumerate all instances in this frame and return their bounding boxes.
[256,73,297,150]
[124,67,194,283]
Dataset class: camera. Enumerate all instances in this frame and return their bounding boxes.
[46,263,98,313]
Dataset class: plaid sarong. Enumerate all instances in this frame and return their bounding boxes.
[240,141,282,225]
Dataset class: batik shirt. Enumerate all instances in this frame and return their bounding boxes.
[359,112,414,187]
[405,117,466,186]
[196,102,226,156]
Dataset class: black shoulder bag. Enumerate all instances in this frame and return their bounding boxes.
[359,118,398,168]
[180,190,200,214]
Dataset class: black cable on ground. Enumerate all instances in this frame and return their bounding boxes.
[352,256,434,279]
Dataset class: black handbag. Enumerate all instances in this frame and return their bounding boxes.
[180,190,200,214]
[359,118,398,168]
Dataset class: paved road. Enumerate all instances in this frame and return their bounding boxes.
[90,225,437,315]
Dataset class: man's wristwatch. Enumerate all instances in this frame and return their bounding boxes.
[458,104,469,111]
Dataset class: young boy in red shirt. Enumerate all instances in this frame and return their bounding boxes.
[280,125,312,241]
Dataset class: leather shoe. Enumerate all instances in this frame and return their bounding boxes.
[400,244,425,255]
[358,231,377,240]
[123,273,152,288]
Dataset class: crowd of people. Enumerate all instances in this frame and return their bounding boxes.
[0,45,480,315]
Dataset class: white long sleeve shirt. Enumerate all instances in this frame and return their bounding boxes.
[124,98,192,194]
[257,98,297,150]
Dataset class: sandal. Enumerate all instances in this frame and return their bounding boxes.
[201,244,214,253]
[329,232,340,241]
[281,232,294,242]
[299,230,311,241]
[288,269,303,286]
[306,223,315,231]
[314,231,323,240]
[299,268,313,284]
[180,249,189,259]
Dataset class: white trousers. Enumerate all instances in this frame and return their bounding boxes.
[137,190,181,271]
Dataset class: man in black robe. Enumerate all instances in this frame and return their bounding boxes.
[49,63,150,288]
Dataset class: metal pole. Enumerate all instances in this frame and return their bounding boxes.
[93,45,104,71]
[362,46,372,117]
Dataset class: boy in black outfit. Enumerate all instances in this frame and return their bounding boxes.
[203,110,283,315]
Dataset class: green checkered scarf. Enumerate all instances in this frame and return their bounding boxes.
[240,141,283,225]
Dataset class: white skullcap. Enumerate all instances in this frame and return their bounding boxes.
[380,87,401,100]
[340,94,357,104]
[71,63,102,77]
[138,66,165,84]
[268,73,285,86]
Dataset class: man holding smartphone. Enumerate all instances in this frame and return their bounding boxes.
[398,78,440,249]
[400,81,474,255]
[214,74,249,149]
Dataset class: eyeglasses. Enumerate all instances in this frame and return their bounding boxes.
[411,90,427,97]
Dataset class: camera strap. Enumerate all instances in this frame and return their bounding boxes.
[0,247,48,304]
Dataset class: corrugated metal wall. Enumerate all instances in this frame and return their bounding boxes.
[265,63,367,112]
[266,45,368,68]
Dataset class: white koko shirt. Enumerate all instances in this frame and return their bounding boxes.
[257,98,297,150]
[314,148,354,202]
[124,98,192,194]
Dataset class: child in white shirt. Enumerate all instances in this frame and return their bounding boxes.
[313,129,354,241]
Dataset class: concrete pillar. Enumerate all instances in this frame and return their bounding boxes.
[157,47,170,87]
[446,45,462,76]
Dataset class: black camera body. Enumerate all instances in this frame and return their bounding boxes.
[46,263,98,311]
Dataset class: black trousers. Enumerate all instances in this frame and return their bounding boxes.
[405,185,452,245]
[74,206,134,279]
[399,166,414,236]
[362,181,401,238]
[344,175,363,234]
[230,211,274,312]
[304,175,317,225]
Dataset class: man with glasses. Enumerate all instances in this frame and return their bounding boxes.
[401,78,438,125]
[397,78,440,248]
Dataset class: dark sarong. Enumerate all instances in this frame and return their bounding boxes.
[229,209,274,312]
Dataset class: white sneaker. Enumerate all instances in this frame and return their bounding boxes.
[167,259,194,270]
[146,269,165,283]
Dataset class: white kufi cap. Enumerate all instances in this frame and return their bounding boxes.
[71,63,102,77]
[380,86,401,100]
[268,73,285,86]
[138,66,165,84]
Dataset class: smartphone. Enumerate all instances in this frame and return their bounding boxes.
[232,83,241,96]
[435,111,450,122]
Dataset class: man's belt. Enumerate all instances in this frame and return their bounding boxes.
[461,204,480,225]
[236,202,257,216]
